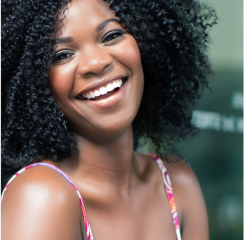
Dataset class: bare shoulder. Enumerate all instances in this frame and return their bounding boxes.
[162,157,198,192]
[163,157,209,240]
[1,164,82,240]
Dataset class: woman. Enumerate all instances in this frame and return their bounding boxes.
[1,0,217,239]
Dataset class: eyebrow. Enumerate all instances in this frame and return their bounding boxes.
[52,18,121,44]
[52,37,74,45]
[96,18,121,32]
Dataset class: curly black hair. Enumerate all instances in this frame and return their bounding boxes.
[2,0,217,171]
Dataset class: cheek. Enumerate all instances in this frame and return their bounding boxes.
[120,36,144,93]
[49,64,75,101]
[116,36,143,73]
[115,36,144,111]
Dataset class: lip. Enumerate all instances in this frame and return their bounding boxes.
[76,75,128,96]
[84,80,127,109]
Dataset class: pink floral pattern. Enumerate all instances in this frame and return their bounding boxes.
[148,153,182,240]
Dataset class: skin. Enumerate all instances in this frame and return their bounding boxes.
[1,0,209,239]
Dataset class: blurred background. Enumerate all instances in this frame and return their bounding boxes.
[138,0,243,239]
[1,0,243,239]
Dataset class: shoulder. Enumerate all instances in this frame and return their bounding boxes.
[2,163,80,206]
[1,163,82,240]
[162,157,199,194]
[137,153,198,187]
[162,157,209,240]
[138,153,209,240]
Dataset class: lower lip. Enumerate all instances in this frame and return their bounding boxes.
[83,81,126,109]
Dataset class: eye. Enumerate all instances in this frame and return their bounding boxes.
[102,30,126,44]
[53,50,75,63]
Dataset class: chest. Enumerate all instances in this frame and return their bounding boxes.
[81,187,178,240]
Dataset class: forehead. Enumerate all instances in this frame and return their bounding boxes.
[57,0,115,35]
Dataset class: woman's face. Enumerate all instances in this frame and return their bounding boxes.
[49,0,144,142]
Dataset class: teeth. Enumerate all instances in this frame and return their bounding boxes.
[106,83,114,91]
[82,78,124,100]
[100,87,107,95]
[113,81,118,88]
[90,92,95,98]
[94,90,100,97]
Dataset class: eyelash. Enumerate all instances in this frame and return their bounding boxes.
[53,30,126,63]
[52,50,75,63]
[101,30,126,43]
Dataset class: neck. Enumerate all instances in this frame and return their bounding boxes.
[57,125,137,195]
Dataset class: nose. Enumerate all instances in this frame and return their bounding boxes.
[77,47,113,76]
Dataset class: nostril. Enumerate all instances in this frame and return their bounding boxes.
[103,64,111,71]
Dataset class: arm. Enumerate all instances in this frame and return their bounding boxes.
[164,160,209,240]
[1,166,82,240]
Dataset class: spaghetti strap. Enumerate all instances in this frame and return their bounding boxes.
[148,153,182,240]
[1,162,94,240]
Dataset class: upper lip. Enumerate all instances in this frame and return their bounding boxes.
[76,75,127,96]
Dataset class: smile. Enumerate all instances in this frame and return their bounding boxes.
[76,75,128,102]
[82,79,123,100]
[75,75,129,109]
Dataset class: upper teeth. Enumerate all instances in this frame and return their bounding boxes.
[82,79,123,99]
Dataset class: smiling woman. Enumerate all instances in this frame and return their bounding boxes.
[1,0,217,240]
[49,0,143,138]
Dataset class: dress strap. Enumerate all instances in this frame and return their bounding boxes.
[147,153,182,240]
[1,163,94,240]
